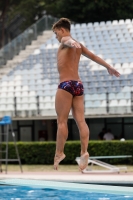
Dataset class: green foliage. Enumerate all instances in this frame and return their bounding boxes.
[1,141,133,165]
[1,0,133,31]
[0,0,46,30]
[44,0,133,23]
[88,141,133,164]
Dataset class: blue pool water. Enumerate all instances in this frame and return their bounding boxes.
[0,185,133,200]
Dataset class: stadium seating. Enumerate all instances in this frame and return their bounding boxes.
[0,19,133,117]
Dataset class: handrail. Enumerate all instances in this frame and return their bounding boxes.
[0,15,58,67]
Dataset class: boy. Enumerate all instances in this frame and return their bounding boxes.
[52,18,120,170]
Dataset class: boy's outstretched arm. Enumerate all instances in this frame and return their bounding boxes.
[81,44,120,77]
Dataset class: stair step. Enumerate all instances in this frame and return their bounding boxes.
[0,30,53,77]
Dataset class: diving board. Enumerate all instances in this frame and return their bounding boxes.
[75,155,132,173]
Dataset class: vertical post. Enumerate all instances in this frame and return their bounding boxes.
[121,118,124,138]
[34,24,37,40]
[46,120,53,141]
[5,124,9,174]
[10,124,23,173]
[131,91,133,112]
[68,119,73,140]
[14,96,17,117]
[45,15,48,30]
[106,92,109,113]
[0,126,2,172]
[37,96,39,115]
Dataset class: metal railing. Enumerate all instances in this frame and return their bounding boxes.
[0,15,57,67]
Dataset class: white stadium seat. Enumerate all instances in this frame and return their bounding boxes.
[0,19,133,117]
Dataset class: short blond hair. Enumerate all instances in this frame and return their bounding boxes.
[52,18,71,31]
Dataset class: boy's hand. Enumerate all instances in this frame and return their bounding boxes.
[107,66,120,77]
[69,39,81,48]
[61,36,81,48]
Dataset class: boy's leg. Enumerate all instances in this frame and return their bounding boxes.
[54,89,73,170]
[72,95,89,170]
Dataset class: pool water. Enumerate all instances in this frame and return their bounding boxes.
[0,185,133,200]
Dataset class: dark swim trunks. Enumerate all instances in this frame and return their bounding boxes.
[58,80,84,97]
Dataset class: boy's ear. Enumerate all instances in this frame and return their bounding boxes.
[61,27,65,33]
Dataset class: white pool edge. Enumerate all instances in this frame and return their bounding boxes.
[0,179,133,196]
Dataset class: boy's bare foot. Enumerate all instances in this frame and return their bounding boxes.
[79,152,89,171]
[54,153,66,170]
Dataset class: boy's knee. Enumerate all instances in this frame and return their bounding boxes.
[57,121,67,128]
[77,120,86,127]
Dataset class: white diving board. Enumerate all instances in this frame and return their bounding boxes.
[75,155,132,174]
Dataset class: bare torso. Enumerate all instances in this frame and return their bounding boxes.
[57,44,82,82]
